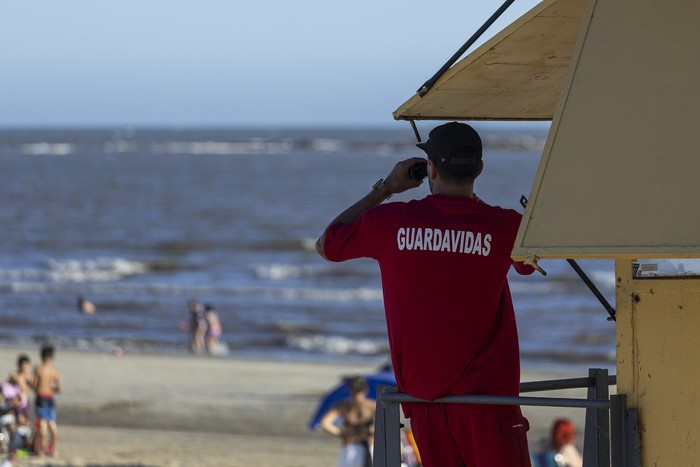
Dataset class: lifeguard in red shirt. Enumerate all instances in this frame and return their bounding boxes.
[316,122,535,467]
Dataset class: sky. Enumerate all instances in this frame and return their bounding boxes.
[1,0,543,127]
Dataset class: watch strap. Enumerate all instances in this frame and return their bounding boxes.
[372,178,392,198]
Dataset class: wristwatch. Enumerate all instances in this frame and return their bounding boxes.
[372,178,392,199]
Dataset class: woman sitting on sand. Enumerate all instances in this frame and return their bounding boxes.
[320,376,375,467]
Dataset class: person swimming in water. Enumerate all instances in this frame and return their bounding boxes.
[77,296,96,314]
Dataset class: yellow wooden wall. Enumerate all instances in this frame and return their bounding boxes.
[616,260,700,465]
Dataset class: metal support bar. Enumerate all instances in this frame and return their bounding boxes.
[567,259,617,321]
[380,392,610,409]
[373,386,402,467]
[583,369,611,467]
[625,408,639,466]
[519,195,616,321]
[409,120,422,143]
[417,0,515,96]
[610,395,624,467]
[373,387,387,467]
[610,395,639,467]
[374,371,625,467]
[521,375,616,393]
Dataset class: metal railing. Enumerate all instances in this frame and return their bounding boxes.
[373,368,639,467]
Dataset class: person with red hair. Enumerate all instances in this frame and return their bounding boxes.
[550,418,583,467]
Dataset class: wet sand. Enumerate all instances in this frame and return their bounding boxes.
[0,347,588,466]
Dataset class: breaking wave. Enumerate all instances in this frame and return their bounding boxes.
[0,257,152,283]
[286,334,389,356]
[2,128,548,157]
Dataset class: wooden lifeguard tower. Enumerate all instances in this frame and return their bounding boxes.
[394,0,700,464]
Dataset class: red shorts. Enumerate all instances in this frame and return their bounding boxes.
[406,403,531,467]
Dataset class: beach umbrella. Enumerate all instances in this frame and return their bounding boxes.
[307,370,396,430]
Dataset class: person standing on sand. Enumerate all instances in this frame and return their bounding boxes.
[31,345,61,456]
[320,376,375,467]
[316,122,535,466]
[203,304,222,355]
[188,300,207,353]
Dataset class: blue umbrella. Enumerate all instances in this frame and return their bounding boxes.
[308,370,397,430]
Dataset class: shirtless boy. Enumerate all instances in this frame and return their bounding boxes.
[32,345,62,456]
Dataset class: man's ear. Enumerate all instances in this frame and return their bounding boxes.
[428,160,438,181]
[474,160,484,179]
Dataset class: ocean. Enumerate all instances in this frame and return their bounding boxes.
[0,126,616,373]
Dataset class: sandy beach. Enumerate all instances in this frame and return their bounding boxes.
[0,347,589,466]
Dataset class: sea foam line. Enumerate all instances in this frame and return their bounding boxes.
[254,263,329,280]
[0,257,150,283]
[286,334,388,356]
[0,281,383,302]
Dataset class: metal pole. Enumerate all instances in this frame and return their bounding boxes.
[380,392,610,409]
[596,370,611,466]
[519,195,616,321]
[520,375,616,393]
[610,395,625,467]
[374,373,619,466]
[417,0,515,96]
[610,395,639,467]
[625,408,639,466]
[409,120,422,143]
[567,259,617,321]
[373,386,388,467]
[583,368,611,467]
[373,386,402,467]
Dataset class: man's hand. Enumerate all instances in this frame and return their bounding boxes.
[384,157,427,195]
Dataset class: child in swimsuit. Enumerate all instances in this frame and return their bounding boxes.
[32,345,61,456]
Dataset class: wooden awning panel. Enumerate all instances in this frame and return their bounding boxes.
[512,0,700,259]
[393,0,587,121]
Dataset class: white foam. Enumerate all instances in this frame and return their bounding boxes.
[149,140,294,155]
[22,143,75,156]
[508,281,559,294]
[45,257,149,282]
[273,287,383,302]
[103,140,139,153]
[3,283,52,293]
[0,258,149,284]
[310,139,343,152]
[286,335,386,355]
[300,237,317,251]
[0,268,43,281]
[254,263,325,280]
[0,279,383,304]
[483,134,546,151]
[590,270,616,289]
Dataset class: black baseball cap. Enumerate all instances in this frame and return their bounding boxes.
[416,122,482,165]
